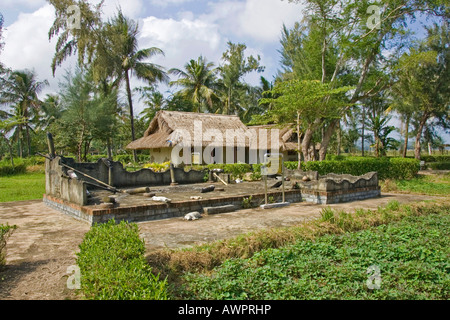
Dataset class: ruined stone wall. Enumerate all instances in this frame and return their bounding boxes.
[286,170,380,204]
[45,158,87,206]
[45,157,207,206]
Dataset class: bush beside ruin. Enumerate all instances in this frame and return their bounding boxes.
[76,220,167,300]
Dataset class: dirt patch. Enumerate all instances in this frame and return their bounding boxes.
[0,193,446,300]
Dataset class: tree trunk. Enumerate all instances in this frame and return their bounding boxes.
[107,138,113,160]
[319,119,337,161]
[297,111,302,170]
[125,70,138,163]
[26,123,31,157]
[402,116,410,158]
[361,106,365,157]
[414,114,428,160]
[337,120,341,156]
[301,128,314,163]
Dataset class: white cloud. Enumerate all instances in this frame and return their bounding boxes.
[98,0,144,19]
[139,16,224,71]
[1,0,46,9]
[1,4,65,95]
[149,0,195,7]
[202,0,303,43]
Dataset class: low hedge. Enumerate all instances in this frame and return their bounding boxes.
[426,162,450,170]
[0,163,27,176]
[421,155,450,163]
[285,157,419,180]
[76,220,168,300]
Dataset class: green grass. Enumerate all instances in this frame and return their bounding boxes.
[382,173,450,196]
[0,172,46,202]
[181,206,450,300]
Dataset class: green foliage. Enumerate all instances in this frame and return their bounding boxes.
[76,220,167,300]
[284,157,420,180]
[143,162,170,172]
[250,163,263,181]
[0,163,27,176]
[0,224,17,266]
[206,163,252,180]
[391,174,450,195]
[420,155,450,163]
[427,162,450,170]
[183,206,450,300]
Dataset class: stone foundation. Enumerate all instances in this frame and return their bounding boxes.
[43,189,302,225]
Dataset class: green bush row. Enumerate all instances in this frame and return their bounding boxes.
[285,157,420,180]
[84,154,151,164]
[76,220,168,300]
[420,155,450,163]
[426,162,450,170]
[0,163,27,176]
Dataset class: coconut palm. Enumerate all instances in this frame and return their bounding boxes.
[99,9,168,161]
[137,88,167,124]
[169,56,219,113]
[0,69,48,157]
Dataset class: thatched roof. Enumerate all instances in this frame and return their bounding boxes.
[126,111,297,151]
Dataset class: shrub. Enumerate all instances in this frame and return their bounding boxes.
[284,157,419,180]
[0,224,17,267]
[427,162,450,170]
[76,220,167,300]
[143,162,170,172]
[250,164,263,181]
[0,163,27,176]
[421,155,450,163]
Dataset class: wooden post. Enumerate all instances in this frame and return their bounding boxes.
[170,163,178,186]
[47,132,56,159]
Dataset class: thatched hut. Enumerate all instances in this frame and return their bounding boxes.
[126,111,297,164]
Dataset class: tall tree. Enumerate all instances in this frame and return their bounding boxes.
[394,22,449,159]
[0,70,48,157]
[137,88,167,124]
[169,56,219,113]
[217,42,265,116]
[260,79,353,166]
[284,0,447,160]
[99,10,168,162]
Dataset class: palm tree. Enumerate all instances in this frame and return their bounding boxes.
[169,56,219,113]
[0,69,48,157]
[137,88,167,124]
[101,9,168,161]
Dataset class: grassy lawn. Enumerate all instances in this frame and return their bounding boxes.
[0,172,46,202]
[382,172,450,195]
[180,205,450,300]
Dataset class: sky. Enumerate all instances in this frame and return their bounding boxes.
[0,0,305,114]
[1,0,448,145]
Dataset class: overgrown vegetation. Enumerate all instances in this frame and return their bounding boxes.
[182,207,450,299]
[284,157,420,180]
[381,173,450,195]
[76,220,168,300]
[0,224,17,267]
[146,201,450,299]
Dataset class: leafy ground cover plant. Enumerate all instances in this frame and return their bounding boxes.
[182,205,450,300]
